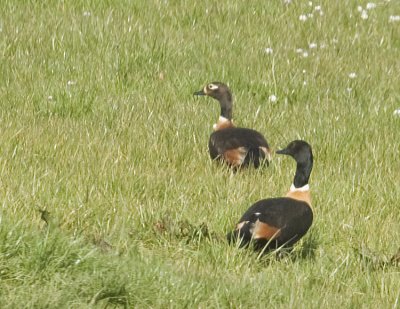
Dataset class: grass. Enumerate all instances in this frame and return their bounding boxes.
[1,0,400,307]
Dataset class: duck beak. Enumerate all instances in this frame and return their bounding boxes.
[276,148,289,155]
[193,89,206,96]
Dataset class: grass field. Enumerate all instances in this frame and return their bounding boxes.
[1,0,400,307]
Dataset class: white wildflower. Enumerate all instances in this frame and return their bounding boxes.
[308,1,313,6]
[366,3,376,10]
[48,95,53,100]
[302,51,309,58]
[361,10,368,19]
[349,72,357,79]
[389,15,400,22]
[283,0,292,4]
[309,42,317,49]
[346,87,352,93]
[83,11,91,16]
[393,109,400,116]
[357,6,363,12]
[264,47,273,54]
[307,13,314,18]
[67,80,76,86]
[296,48,303,53]
[299,15,308,21]
[269,95,277,103]
[314,5,324,15]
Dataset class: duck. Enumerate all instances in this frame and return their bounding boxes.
[193,82,271,168]
[227,140,314,251]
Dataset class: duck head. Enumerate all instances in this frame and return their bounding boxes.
[276,140,313,188]
[194,82,233,120]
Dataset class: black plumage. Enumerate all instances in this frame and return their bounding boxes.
[227,198,313,250]
[209,127,270,168]
[194,82,271,168]
[227,140,314,251]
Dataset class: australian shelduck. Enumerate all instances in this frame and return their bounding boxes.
[194,82,271,168]
[227,140,314,251]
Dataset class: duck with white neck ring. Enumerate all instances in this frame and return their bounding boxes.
[194,82,271,168]
[227,140,314,251]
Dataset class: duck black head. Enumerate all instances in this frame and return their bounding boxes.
[276,140,313,188]
[276,140,313,164]
[194,82,233,120]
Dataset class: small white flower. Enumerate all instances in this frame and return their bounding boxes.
[48,95,53,100]
[357,6,363,12]
[269,95,277,103]
[389,15,400,22]
[302,51,309,58]
[393,109,400,116]
[283,0,292,4]
[307,13,314,18]
[67,80,76,86]
[302,69,307,73]
[361,10,368,19]
[83,11,91,16]
[314,5,322,11]
[349,72,357,79]
[366,3,376,10]
[264,47,273,54]
[308,1,313,6]
[303,81,307,86]
[346,87,352,92]
[296,48,303,53]
[75,259,81,265]
[309,42,317,49]
[299,15,308,21]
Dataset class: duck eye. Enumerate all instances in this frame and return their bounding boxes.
[208,84,219,90]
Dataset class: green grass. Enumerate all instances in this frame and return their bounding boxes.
[1,0,400,307]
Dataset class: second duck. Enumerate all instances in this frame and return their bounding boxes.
[194,82,271,168]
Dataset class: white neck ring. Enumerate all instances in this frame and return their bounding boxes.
[213,116,231,130]
[290,183,310,192]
